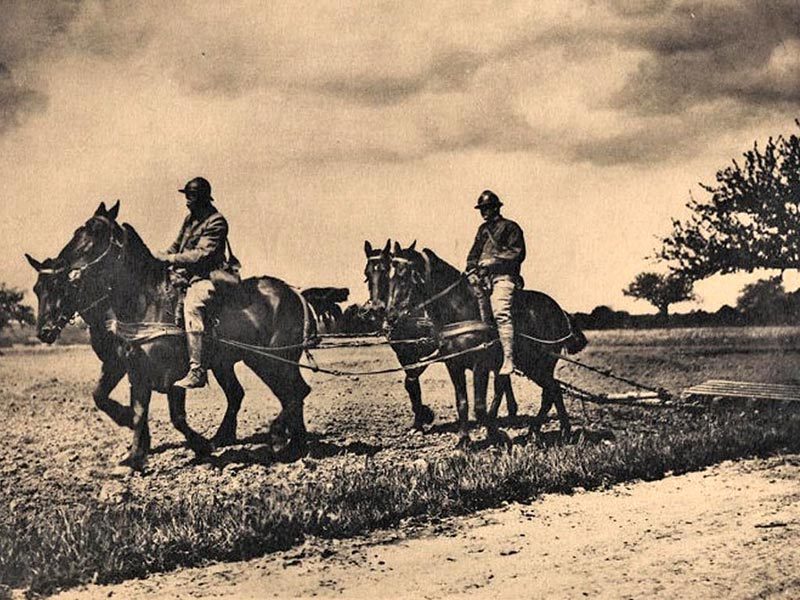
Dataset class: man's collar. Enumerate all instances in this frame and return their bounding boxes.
[188,202,216,221]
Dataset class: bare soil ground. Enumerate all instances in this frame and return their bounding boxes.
[53,455,800,599]
[3,326,800,596]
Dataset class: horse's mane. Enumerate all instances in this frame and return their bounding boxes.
[421,248,461,282]
[121,222,171,285]
[121,223,156,261]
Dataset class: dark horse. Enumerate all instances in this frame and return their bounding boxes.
[363,240,517,430]
[26,202,312,471]
[386,242,587,448]
[27,255,134,431]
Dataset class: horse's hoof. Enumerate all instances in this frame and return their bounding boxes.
[560,428,572,444]
[489,429,512,451]
[289,438,309,459]
[409,421,426,433]
[456,436,471,451]
[526,427,543,448]
[190,438,213,458]
[420,405,435,425]
[275,437,307,462]
[507,405,518,418]
[118,454,146,472]
[211,432,237,449]
[475,410,488,425]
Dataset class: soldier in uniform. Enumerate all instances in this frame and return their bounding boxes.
[465,190,526,375]
[156,177,235,388]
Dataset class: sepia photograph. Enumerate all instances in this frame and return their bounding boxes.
[2,1,800,598]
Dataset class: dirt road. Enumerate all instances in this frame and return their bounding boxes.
[55,456,800,599]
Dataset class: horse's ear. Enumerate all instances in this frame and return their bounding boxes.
[393,241,402,255]
[364,240,373,256]
[408,240,417,251]
[25,253,43,272]
[94,202,107,216]
[107,200,120,220]
[382,239,391,255]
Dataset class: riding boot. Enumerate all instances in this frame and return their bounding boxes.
[175,332,207,388]
[497,323,515,376]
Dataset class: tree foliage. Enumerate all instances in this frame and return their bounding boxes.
[623,272,695,316]
[659,122,800,280]
[735,276,795,325]
[0,284,34,330]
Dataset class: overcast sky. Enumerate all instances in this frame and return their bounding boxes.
[3,0,800,313]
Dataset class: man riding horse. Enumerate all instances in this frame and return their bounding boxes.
[155,177,238,388]
[465,189,526,376]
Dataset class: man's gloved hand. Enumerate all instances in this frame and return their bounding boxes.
[466,271,481,287]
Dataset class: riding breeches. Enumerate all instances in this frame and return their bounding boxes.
[184,279,216,333]
[489,275,516,332]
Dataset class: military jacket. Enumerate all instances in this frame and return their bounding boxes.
[166,206,230,284]
[466,216,526,277]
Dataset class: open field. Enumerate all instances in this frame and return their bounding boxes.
[2,326,800,595]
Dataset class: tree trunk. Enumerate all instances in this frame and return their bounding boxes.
[658,304,669,325]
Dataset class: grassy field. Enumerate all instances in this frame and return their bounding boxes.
[2,326,800,594]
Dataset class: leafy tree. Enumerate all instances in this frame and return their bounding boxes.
[735,276,792,325]
[659,123,800,280]
[623,272,695,317]
[0,284,34,330]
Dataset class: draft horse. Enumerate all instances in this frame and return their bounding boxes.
[27,240,133,430]
[386,242,587,448]
[26,202,312,470]
[363,240,517,430]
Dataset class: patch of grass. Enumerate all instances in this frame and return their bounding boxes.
[3,407,800,594]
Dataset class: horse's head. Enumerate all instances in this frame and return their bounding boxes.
[385,240,426,325]
[25,201,124,343]
[362,239,391,317]
[25,255,72,344]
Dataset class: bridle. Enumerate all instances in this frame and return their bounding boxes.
[40,216,126,330]
[388,253,473,320]
[363,253,390,312]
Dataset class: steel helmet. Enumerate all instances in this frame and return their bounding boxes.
[474,189,502,209]
[178,177,214,201]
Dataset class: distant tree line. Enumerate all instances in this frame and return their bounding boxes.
[580,276,800,330]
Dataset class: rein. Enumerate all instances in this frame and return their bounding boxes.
[44,218,126,332]
[391,254,474,318]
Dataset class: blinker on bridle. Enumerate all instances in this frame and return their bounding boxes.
[41,216,125,331]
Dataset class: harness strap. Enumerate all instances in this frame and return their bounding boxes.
[291,286,319,348]
[106,319,184,344]
[216,337,499,377]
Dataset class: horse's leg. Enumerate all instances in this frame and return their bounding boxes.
[210,363,245,447]
[120,382,151,471]
[166,386,212,457]
[528,384,554,443]
[489,374,515,419]
[504,376,518,418]
[447,363,471,450]
[474,368,489,424]
[550,382,571,442]
[478,368,512,450]
[92,359,132,428]
[244,357,310,458]
[405,367,434,430]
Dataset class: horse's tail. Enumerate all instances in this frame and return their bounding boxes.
[564,313,588,354]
